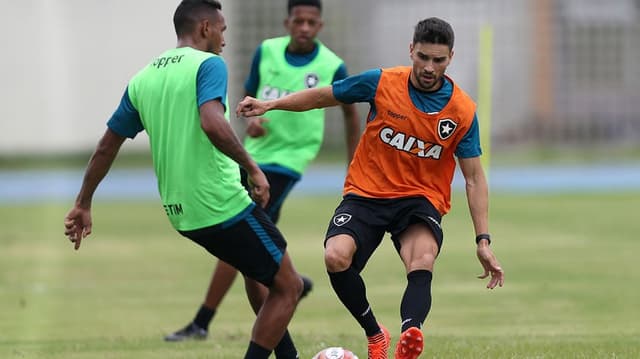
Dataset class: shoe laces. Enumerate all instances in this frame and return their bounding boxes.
[367,330,389,359]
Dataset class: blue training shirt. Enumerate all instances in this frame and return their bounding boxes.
[332,69,481,158]
[244,44,349,96]
[107,56,228,139]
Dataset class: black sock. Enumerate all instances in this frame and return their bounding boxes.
[328,268,380,336]
[274,330,298,359]
[400,270,432,332]
[193,305,216,330]
[244,341,272,359]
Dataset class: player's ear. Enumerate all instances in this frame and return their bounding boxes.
[199,19,210,38]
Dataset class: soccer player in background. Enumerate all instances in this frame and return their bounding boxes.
[165,1,360,357]
[237,17,505,359]
[63,1,304,358]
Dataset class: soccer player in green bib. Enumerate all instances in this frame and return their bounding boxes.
[63,2,304,358]
[164,0,360,357]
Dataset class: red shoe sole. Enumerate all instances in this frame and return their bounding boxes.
[395,327,423,359]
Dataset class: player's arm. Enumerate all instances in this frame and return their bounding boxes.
[340,102,360,164]
[197,57,268,206]
[456,114,503,288]
[65,87,141,250]
[237,86,341,117]
[237,68,379,135]
[458,156,489,236]
[197,56,264,175]
[64,128,126,250]
[459,156,504,289]
[200,99,269,208]
[242,45,269,138]
[455,115,490,241]
[75,129,127,209]
[243,90,269,138]
[199,100,260,173]
[333,63,361,163]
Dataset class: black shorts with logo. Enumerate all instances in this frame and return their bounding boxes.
[179,204,287,287]
[325,195,444,272]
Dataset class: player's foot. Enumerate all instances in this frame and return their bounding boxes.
[164,322,208,342]
[300,275,313,299]
[367,323,390,359]
[394,327,423,359]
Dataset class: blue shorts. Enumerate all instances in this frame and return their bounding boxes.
[325,195,444,272]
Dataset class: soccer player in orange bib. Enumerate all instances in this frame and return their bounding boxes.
[237,17,505,359]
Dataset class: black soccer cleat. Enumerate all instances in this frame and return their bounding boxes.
[164,322,208,342]
[300,275,313,299]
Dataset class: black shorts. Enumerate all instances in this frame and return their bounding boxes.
[325,195,444,272]
[179,204,287,287]
[240,165,300,224]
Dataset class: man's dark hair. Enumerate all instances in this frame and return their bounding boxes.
[173,0,222,36]
[413,17,455,50]
[287,0,322,15]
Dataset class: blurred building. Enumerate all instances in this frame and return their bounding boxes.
[1,0,638,157]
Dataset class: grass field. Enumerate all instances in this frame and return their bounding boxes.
[1,192,639,358]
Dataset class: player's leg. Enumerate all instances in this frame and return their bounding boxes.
[390,198,443,359]
[397,222,439,326]
[203,260,239,309]
[246,251,302,352]
[227,205,301,359]
[179,204,302,359]
[324,197,390,359]
[242,167,313,299]
[393,223,437,359]
[241,167,308,358]
[325,233,390,359]
[165,168,306,342]
[237,276,297,359]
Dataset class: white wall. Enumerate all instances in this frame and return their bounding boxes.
[0,0,528,156]
[4,0,636,154]
[1,0,182,154]
[3,0,526,155]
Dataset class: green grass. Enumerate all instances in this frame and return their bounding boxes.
[1,192,639,358]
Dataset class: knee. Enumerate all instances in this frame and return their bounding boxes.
[324,245,353,272]
[291,275,304,301]
[275,272,303,305]
[407,252,436,272]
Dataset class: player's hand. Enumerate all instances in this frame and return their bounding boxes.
[64,205,92,250]
[236,96,269,118]
[245,117,269,138]
[247,168,270,208]
[476,244,504,289]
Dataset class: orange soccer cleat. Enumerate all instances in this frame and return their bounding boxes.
[367,323,391,359]
[394,327,423,359]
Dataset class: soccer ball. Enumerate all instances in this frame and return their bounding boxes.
[312,347,359,359]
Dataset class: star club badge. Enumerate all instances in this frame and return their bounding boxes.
[332,213,352,226]
[438,118,457,140]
